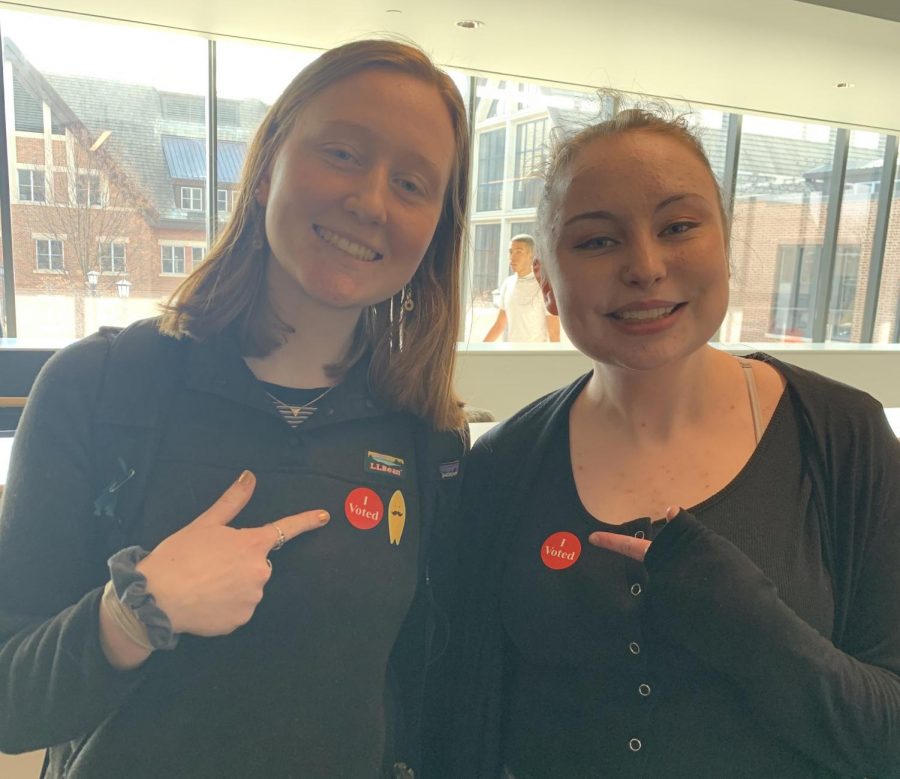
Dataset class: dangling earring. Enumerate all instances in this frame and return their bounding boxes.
[402,284,415,312]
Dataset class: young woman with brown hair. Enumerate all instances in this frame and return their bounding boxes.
[0,39,469,778]
[450,105,900,778]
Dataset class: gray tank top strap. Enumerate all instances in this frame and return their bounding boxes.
[738,357,763,444]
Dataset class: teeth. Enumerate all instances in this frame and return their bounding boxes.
[315,226,380,261]
[616,306,677,321]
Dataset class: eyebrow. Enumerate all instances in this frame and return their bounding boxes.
[318,119,445,184]
[563,193,706,227]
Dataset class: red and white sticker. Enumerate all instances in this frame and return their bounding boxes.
[540,531,581,570]
[344,487,384,530]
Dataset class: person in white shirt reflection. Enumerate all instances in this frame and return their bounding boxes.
[483,234,560,343]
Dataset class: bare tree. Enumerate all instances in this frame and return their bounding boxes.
[24,126,153,337]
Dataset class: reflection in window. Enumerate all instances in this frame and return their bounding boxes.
[476,129,505,212]
[99,241,126,273]
[3,9,208,338]
[180,186,203,211]
[161,245,185,274]
[36,238,63,271]
[13,71,43,133]
[217,188,231,213]
[770,245,859,341]
[874,157,900,342]
[513,118,548,209]
[18,169,45,202]
[472,224,502,301]
[726,115,836,343]
[76,174,102,206]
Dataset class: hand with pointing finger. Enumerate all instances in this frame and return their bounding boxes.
[136,469,329,637]
[589,505,680,562]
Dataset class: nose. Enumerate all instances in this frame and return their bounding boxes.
[621,237,667,289]
[344,167,388,225]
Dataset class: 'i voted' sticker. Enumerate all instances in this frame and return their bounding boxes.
[344,487,384,530]
[540,531,581,570]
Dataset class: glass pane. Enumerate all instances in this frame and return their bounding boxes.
[465,77,600,344]
[1,9,207,339]
[874,154,900,343]
[724,115,837,343]
[214,40,320,236]
[822,131,889,342]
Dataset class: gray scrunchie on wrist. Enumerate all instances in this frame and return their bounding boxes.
[108,545,180,651]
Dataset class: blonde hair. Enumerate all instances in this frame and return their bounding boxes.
[536,100,729,271]
[160,39,469,430]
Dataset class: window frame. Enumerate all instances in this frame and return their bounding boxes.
[35,238,64,272]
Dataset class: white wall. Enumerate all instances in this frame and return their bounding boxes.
[456,344,900,421]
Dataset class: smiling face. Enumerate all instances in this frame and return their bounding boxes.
[544,130,729,371]
[257,68,456,316]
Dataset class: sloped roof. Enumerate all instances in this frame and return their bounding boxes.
[39,71,266,220]
[161,136,247,183]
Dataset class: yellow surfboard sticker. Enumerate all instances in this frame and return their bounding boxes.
[388,490,406,546]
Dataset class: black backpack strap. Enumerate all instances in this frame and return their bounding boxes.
[90,319,188,555]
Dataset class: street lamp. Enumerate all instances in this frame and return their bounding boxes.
[86,270,100,295]
[115,278,132,299]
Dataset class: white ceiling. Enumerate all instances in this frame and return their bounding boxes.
[3,0,899,132]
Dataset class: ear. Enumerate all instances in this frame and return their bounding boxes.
[540,274,559,316]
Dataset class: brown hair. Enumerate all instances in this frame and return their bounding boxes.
[159,39,469,430]
[536,100,729,272]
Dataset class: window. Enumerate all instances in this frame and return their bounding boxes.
[181,186,203,211]
[476,129,506,212]
[99,241,126,273]
[192,246,205,266]
[771,245,820,340]
[76,173,102,206]
[217,188,232,213]
[512,118,548,209]
[13,72,43,133]
[18,169,45,202]
[472,224,502,300]
[161,245,185,274]
[770,244,861,340]
[828,247,860,341]
[161,93,205,124]
[35,239,64,271]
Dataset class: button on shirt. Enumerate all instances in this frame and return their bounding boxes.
[499,388,835,778]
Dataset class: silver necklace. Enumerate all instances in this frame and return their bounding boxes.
[265,385,335,419]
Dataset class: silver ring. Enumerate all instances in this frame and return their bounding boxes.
[270,522,286,552]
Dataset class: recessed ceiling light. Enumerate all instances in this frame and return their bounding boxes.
[456,19,485,29]
[834,82,855,89]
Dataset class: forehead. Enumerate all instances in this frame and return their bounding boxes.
[562,131,717,206]
[290,68,457,182]
[510,241,533,252]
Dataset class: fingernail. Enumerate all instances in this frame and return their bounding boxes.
[317,511,330,524]
[238,470,253,486]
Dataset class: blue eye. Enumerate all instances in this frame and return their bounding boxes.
[325,147,356,164]
[575,236,616,250]
[663,221,699,236]
[396,179,420,194]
